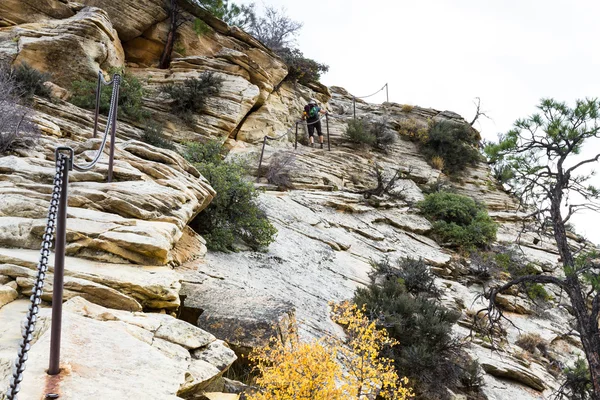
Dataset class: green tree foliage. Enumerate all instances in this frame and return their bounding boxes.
[185,140,277,251]
[163,72,223,123]
[199,0,255,28]
[276,47,329,86]
[417,191,497,249]
[71,69,147,121]
[243,5,328,85]
[482,98,600,397]
[420,121,481,175]
[355,257,466,399]
[556,358,594,400]
[12,63,51,100]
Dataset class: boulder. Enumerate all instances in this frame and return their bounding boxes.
[3,7,124,88]
[0,285,18,309]
[0,0,74,27]
[0,248,181,310]
[80,0,168,41]
[0,297,236,399]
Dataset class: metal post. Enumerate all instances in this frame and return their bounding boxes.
[48,159,70,376]
[385,83,389,103]
[93,73,101,139]
[256,136,267,182]
[295,122,298,150]
[353,97,356,120]
[326,114,331,151]
[107,82,119,183]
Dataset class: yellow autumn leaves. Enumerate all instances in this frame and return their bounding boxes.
[247,302,414,400]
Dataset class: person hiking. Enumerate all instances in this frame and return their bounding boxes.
[303,98,327,148]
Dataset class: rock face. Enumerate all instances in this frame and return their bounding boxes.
[0,0,75,27]
[81,0,168,42]
[0,1,592,399]
[0,7,125,88]
[0,297,236,399]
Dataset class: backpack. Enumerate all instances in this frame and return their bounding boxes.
[307,104,319,119]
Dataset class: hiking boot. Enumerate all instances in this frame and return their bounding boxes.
[310,143,314,148]
[320,143,324,149]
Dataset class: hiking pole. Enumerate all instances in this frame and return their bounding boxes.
[326,113,331,151]
[256,136,267,182]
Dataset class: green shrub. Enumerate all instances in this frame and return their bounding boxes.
[163,72,224,123]
[71,68,147,121]
[141,122,175,150]
[371,118,396,151]
[343,118,396,151]
[184,139,223,164]
[417,191,497,249]
[354,273,462,398]
[343,119,375,146]
[185,141,277,251]
[12,63,51,100]
[420,121,481,175]
[556,358,593,400]
[276,47,329,85]
[372,257,437,296]
[525,283,551,302]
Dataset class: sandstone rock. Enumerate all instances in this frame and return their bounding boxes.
[12,300,182,399]
[15,269,143,311]
[5,7,124,88]
[192,340,237,373]
[80,0,168,41]
[124,7,287,103]
[0,297,236,399]
[131,66,260,142]
[155,316,216,350]
[479,356,546,391]
[0,285,18,309]
[0,0,74,27]
[0,136,215,265]
[0,248,181,310]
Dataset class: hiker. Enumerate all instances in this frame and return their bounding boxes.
[303,98,327,148]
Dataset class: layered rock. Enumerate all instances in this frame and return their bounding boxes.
[0,0,75,27]
[0,297,236,399]
[0,7,125,88]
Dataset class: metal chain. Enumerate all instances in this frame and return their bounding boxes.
[5,154,68,400]
[73,74,121,172]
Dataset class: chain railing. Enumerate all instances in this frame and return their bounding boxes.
[5,71,120,400]
[352,83,388,119]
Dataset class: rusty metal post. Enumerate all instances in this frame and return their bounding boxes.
[326,114,331,151]
[385,83,389,103]
[48,157,70,376]
[256,136,267,182]
[93,73,101,139]
[107,82,119,183]
[295,122,298,150]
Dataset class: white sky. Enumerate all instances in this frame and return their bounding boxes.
[240,0,600,244]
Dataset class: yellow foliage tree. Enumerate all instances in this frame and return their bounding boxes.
[247,302,413,400]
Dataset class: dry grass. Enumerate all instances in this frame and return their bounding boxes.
[401,104,414,113]
[430,155,445,171]
[515,333,548,355]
